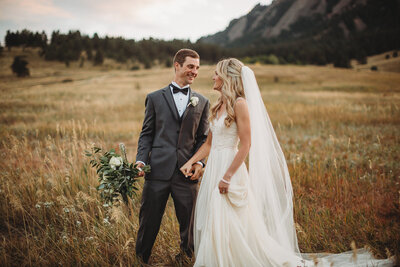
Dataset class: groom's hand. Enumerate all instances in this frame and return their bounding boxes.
[135,162,145,177]
[190,163,203,180]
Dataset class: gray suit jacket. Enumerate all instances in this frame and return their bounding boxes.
[136,85,210,180]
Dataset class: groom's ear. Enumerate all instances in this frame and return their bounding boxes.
[174,61,180,73]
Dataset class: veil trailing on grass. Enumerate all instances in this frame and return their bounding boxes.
[241,66,395,266]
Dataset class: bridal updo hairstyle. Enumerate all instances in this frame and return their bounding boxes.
[210,58,245,128]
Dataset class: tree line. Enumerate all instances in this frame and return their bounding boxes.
[4,30,228,68]
[4,1,399,71]
[5,29,47,49]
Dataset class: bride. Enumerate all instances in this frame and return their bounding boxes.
[180,58,394,267]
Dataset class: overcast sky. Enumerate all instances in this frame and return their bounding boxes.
[0,0,272,45]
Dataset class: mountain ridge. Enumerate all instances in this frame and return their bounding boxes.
[199,0,373,46]
[198,0,400,67]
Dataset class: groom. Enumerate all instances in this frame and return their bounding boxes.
[135,49,209,263]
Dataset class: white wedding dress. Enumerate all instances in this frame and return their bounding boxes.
[194,111,309,267]
[192,67,394,267]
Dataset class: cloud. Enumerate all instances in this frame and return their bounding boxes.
[0,0,270,43]
[0,0,72,21]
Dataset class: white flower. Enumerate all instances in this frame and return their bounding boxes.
[188,96,199,107]
[85,236,94,241]
[103,218,111,226]
[44,201,54,208]
[109,156,123,170]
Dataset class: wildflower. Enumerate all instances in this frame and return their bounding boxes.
[44,201,54,208]
[85,236,94,241]
[63,207,70,213]
[103,217,111,226]
[76,220,81,227]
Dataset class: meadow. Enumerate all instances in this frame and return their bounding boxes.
[0,48,399,266]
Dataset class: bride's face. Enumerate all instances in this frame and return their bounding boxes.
[213,71,223,91]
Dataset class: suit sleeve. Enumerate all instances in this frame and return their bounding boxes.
[136,94,155,164]
[194,99,210,166]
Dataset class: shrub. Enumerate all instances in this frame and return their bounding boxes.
[11,56,30,77]
[130,65,140,71]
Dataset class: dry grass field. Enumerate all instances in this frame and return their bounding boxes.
[351,50,400,73]
[1,48,399,266]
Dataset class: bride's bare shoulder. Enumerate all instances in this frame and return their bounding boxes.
[235,97,246,103]
[234,97,249,117]
[234,97,247,109]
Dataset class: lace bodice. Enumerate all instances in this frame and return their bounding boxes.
[210,112,239,151]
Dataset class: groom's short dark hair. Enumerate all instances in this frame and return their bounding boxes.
[173,49,200,67]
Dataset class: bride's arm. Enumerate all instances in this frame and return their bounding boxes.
[180,131,213,177]
[222,98,251,183]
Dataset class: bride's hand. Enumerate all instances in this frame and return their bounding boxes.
[218,179,230,194]
[180,162,193,177]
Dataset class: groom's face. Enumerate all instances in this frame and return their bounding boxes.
[175,56,200,86]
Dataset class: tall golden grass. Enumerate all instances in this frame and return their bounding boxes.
[0,48,399,266]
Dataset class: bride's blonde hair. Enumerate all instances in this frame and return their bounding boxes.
[210,58,245,127]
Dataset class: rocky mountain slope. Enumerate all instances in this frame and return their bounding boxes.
[198,0,399,67]
[199,0,398,48]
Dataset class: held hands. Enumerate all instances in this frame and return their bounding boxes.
[180,162,203,180]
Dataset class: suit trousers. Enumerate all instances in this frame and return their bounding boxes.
[135,165,198,263]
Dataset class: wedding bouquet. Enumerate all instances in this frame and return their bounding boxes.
[85,143,150,205]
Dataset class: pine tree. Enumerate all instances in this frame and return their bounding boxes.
[93,50,104,66]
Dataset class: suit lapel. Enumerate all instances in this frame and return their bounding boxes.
[181,88,193,124]
[162,86,180,122]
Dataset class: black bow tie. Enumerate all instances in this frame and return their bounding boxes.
[171,84,189,95]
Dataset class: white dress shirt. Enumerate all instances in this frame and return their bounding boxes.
[170,81,190,117]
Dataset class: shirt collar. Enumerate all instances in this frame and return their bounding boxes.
[171,81,190,89]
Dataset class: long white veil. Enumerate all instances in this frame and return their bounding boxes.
[241,66,300,254]
[241,66,395,266]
